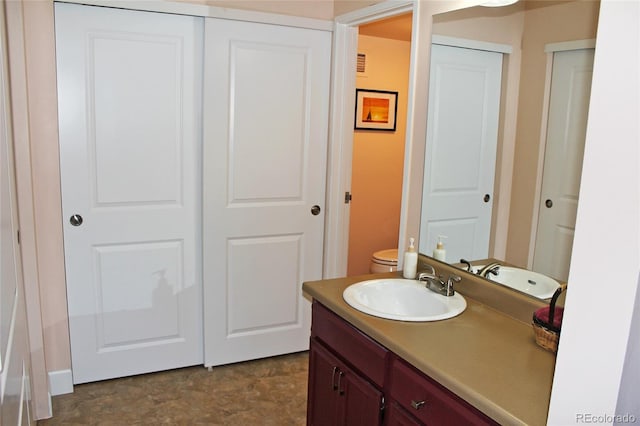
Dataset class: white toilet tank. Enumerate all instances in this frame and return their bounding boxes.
[369,248,398,273]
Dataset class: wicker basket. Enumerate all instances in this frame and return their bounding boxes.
[532,283,567,353]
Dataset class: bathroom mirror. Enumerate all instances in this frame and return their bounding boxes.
[419,0,599,286]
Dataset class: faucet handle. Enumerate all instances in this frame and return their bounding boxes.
[419,263,436,277]
[445,274,461,296]
[460,259,472,272]
[417,271,438,282]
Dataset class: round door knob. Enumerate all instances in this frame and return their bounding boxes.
[483,194,491,203]
[70,214,83,226]
[545,199,553,208]
[310,205,321,216]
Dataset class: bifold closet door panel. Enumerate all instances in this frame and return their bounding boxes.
[202,18,331,366]
[56,3,204,384]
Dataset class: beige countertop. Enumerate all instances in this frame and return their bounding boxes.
[302,271,557,426]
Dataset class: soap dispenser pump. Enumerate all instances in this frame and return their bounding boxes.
[402,238,418,279]
[433,235,447,262]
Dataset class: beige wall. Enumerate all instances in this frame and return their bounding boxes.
[22,0,71,373]
[7,0,70,419]
[333,0,382,17]
[177,0,334,20]
[347,35,411,276]
[506,0,599,267]
[4,1,56,418]
[176,0,385,20]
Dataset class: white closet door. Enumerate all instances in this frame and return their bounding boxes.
[419,44,503,263]
[533,49,594,282]
[56,3,203,384]
[203,18,331,366]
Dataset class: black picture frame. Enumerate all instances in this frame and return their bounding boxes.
[354,89,398,131]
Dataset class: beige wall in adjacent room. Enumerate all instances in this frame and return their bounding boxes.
[506,0,599,268]
[347,34,411,276]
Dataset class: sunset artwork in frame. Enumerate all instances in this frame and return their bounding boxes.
[354,89,398,131]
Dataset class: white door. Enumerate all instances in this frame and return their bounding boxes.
[533,49,594,282]
[203,19,331,366]
[56,3,203,384]
[419,44,503,263]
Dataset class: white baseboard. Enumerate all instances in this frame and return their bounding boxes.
[48,370,73,396]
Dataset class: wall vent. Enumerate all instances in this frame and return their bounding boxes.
[357,53,366,73]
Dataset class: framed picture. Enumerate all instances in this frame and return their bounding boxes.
[354,89,398,131]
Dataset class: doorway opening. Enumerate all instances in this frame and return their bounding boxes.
[346,13,413,276]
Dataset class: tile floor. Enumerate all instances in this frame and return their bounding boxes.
[37,352,309,425]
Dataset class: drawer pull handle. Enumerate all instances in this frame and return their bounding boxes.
[411,400,426,410]
[331,366,339,390]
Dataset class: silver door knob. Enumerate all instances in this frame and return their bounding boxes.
[70,214,83,226]
[311,205,321,216]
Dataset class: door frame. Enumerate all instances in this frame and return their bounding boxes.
[526,38,596,269]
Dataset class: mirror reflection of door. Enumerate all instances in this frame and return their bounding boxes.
[419,42,504,263]
[533,48,594,282]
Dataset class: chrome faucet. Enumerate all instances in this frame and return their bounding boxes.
[477,262,500,278]
[418,271,461,297]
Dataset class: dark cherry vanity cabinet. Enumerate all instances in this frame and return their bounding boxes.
[307,302,499,426]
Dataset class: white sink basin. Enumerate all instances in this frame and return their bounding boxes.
[343,278,466,322]
[469,265,560,299]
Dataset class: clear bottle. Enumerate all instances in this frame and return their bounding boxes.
[403,237,418,279]
[433,235,447,262]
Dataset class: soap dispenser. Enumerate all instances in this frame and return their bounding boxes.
[402,238,418,279]
[433,235,447,262]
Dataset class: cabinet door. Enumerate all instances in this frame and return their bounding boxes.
[308,339,341,425]
[340,365,384,426]
[308,339,384,426]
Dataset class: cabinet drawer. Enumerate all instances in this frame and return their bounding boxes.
[385,401,422,426]
[311,302,388,388]
[388,356,498,426]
